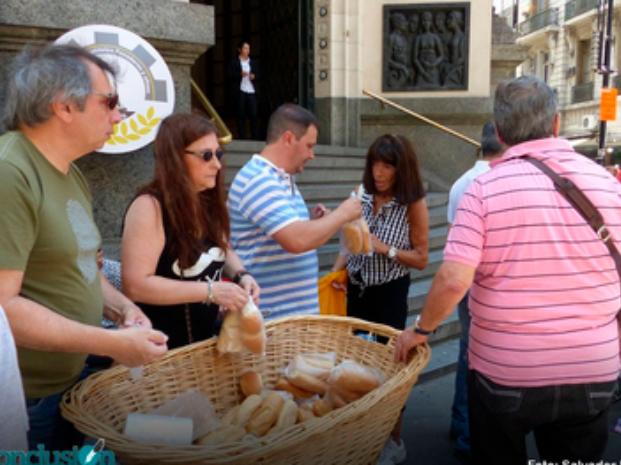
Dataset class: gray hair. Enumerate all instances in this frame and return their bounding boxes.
[493,75,557,146]
[266,103,319,144]
[3,44,116,130]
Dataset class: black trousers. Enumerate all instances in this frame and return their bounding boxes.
[346,274,410,332]
[468,370,617,465]
[236,91,258,139]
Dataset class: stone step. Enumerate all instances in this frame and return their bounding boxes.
[225,153,366,170]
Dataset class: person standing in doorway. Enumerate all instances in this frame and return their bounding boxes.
[228,40,259,140]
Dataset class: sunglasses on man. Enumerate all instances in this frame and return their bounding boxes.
[185,149,225,162]
[92,92,120,110]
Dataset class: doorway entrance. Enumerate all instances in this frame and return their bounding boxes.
[191,0,314,140]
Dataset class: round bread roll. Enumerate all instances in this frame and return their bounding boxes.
[221,405,240,427]
[240,371,263,397]
[240,331,265,354]
[342,222,363,254]
[240,307,263,334]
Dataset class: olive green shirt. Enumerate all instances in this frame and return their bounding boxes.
[0,131,103,398]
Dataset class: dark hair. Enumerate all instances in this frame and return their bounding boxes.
[137,113,229,268]
[3,44,116,130]
[362,134,425,205]
[480,121,503,157]
[494,75,557,146]
[237,40,250,51]
[265,103,319,144]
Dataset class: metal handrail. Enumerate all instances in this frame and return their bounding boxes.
[362,89,481,147]
[190,79,233,145]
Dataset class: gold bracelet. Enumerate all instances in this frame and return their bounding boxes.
[204,280,215,305]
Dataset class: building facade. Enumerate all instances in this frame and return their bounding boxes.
[495,0,621,157]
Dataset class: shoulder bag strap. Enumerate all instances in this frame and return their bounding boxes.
[521,155,621,281]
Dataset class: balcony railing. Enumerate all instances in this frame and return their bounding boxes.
[571,81,594,103]
[518,8,559,36]
[565,0,598,21]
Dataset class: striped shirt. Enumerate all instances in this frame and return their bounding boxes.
[228,155,319,319]
[444,137,621,387]
[347,193,412,286]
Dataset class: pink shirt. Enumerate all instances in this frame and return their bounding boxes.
[445,137,621,387]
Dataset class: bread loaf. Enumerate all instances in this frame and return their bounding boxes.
[240,331,265,355]
[326,389,347,409]
[195,425,246,446]
[329,384,363,403]
[273,399,298,432]
[360,220,371,254]
[342,222,363,254]
[287,371,329,395]
[236,394,263,427]
[221,405,240,427]
[240,307,263,334]
[240,371,262,397]
[274,378,314,399]
[245,391,285,436]
[332,366,381,393]
[297,407,316,423]
[311,398,333,417]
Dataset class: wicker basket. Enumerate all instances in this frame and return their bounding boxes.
[61,315,430,465]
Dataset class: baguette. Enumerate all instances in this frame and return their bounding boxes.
[240,371,262,397]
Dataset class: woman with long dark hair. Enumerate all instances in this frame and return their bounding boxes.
[122,113,259,349]
[333,134,429,464]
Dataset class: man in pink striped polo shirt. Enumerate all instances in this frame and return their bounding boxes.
[395,75,621,465]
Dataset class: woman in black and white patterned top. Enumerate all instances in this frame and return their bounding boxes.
[334,134,428,330]
[333,134,429,462]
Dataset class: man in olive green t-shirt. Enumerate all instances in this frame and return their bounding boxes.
[0,45,168,450]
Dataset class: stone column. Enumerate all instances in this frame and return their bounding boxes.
[0,0,214,258]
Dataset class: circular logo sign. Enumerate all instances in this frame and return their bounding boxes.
[55,24,175,154]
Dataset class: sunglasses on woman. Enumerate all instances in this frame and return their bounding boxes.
[185,149,225,162]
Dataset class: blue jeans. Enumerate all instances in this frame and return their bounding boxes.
[26,359,105,451]
[468,370,617,465]
[450,294,470,453]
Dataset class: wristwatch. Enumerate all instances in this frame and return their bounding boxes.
[413,315,434,336]
[387,246,398,260]
[233,270,251,284]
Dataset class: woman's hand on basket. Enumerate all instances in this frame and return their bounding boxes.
[239,274,260,305]
[394,329,427,363]
[212,281,249,312]
[111,327,168,367]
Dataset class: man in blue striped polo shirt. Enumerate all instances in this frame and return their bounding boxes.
[228,103,361,320]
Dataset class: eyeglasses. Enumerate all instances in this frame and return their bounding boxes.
[92,92,120,110]
[185,149,225,162]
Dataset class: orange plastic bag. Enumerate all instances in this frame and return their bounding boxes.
[318,270,348,316]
